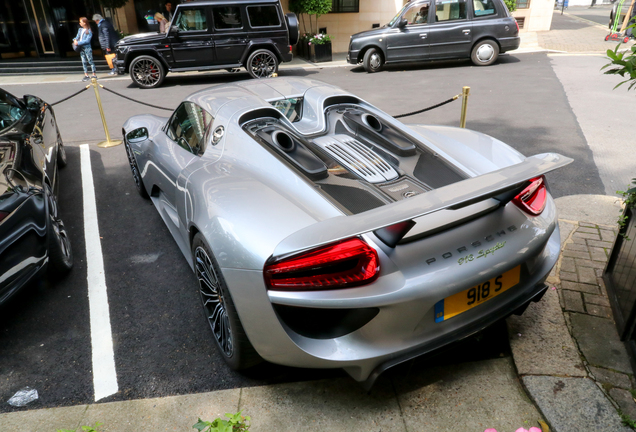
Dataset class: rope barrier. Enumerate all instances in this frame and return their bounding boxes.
[100,86,173,111]
[50,86,90,106]
[393,94,460,119]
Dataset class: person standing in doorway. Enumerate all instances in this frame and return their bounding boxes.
[73,17,97,82]
[92,14,119,76]
[163,2,174,22]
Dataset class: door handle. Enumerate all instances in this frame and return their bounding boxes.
[463,29,471,34]
[420,33,427,39]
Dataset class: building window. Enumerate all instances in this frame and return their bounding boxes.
[516,0,530,9]
[331,0,359,13]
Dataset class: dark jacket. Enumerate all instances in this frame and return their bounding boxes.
[97,19,119,51]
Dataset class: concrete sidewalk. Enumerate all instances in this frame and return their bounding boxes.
[0,195,631,432]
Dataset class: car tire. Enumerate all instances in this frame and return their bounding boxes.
[124,139,149,199]
[471,39,499,66]
[57,143,67,168]
[45,184,73,277]
[192,233,262,370]
[363,48,383,73]
[246,49,279,79]
[129,55,166,89]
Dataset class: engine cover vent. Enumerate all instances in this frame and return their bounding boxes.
[313,135,398,183]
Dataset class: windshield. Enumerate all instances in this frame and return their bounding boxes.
[388,3,410,26]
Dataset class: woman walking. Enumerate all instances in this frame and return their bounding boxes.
[73,17,97,82]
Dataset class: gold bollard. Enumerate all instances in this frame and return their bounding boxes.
[90,77,122,148]
[459,86,470,129]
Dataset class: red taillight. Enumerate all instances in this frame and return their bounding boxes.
[289,45,292,53]
[515,20,519,32]
[0,211,9,223]
[264,238,379,291]
[513,176,547,216]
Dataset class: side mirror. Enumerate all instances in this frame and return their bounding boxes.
[398,18,407,28]
[169,25,179,36]
[126,127,148,143]
[23,95,40,110]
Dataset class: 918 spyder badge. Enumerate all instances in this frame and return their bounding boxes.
[457,241,506,265]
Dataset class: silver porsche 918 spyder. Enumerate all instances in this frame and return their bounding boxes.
[122,78,571,387]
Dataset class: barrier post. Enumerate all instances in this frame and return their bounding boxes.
[459,86,470,128]
[91,77,122,148]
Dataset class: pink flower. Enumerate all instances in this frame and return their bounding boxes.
[308,42,311,45]
[514,428,542,432]
[484,429,498,432]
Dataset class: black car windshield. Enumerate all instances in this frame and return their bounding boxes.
[388,3,410,26]
[0,91,25,131]
[270,98,303,123]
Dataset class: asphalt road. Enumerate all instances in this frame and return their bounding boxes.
[0,53,605,412]
[565,5,613,28]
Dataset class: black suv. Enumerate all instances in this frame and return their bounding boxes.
[115,0,298,88]
[347,0,519,72]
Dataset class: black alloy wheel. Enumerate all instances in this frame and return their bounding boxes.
[192,234,261,370]
[130,55,166,89]
[363,48,383,73]
[246,49,279,79]
[46,184,73,276]
[124,139,149,198]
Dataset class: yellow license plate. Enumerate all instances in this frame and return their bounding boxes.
[434,266,521,323]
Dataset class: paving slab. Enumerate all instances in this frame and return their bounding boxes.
[239,378,404,432]
[609,388,636,421]
[0,404,87,432]
[569,313,632,374]
[393,358,543,432]
[554,195,623,227]
[507,287,586,377]
[523,376,630,432]
[589,366,632,389]
[80,389,240,432]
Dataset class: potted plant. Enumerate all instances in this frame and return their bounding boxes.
[289,0,332,60]
[308,33,332,62]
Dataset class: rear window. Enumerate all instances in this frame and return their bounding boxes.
[213,6,243,30]
[247,5,280,27]
[473,0,497,17]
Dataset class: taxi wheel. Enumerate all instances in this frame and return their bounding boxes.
[363,48,383,73]
[471,39,499,66]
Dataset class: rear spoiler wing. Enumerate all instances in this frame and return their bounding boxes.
[271,153,573,260]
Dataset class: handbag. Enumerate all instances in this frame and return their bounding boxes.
[72,42,81,52]
[105,53,116,69]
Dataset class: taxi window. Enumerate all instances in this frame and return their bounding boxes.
[473,0,497,17]
[435,0,467,22]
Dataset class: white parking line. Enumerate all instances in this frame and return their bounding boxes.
[80,144,119,401]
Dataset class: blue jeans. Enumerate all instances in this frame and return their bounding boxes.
[80,46,96,75]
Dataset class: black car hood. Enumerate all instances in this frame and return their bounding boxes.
[351,26,389,39]
[119,32,167,45]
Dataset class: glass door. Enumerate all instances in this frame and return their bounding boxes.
[24,0,55,54]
